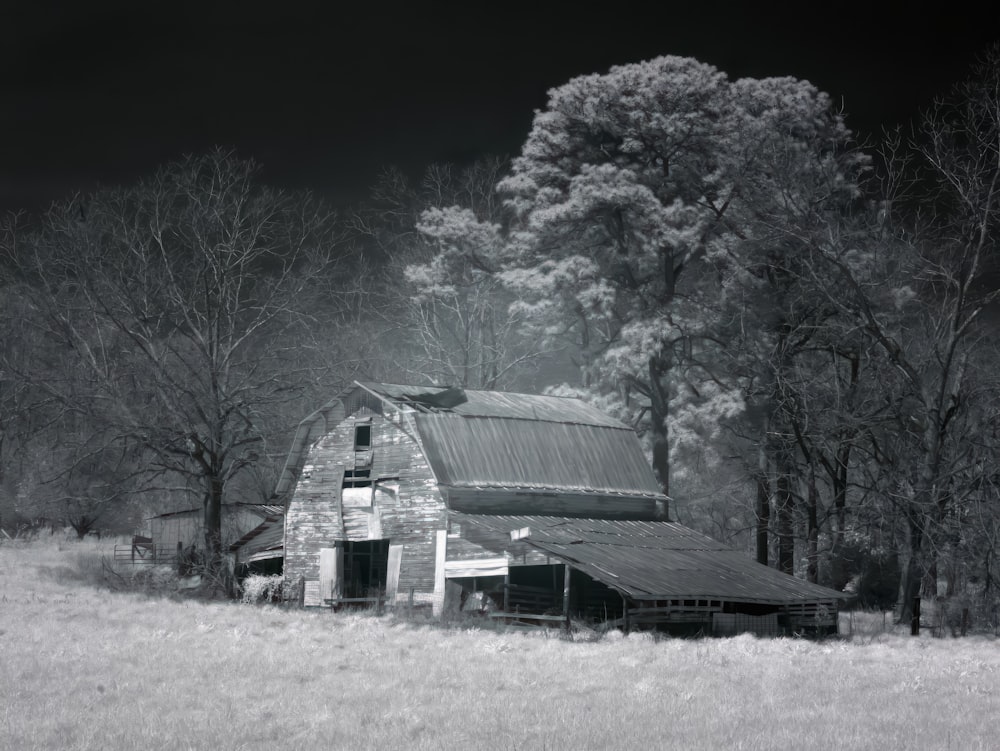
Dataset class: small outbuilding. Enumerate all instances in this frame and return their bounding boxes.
[233,381,845,636]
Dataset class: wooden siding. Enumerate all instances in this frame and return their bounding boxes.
[284,407,450,604]
[151,505,275,552]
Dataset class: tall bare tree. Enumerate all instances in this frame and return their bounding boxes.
[3,149,355,581]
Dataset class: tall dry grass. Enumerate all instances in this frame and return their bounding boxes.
[2,538,998,750]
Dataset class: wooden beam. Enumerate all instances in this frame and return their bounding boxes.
[385,543,403,604]
[318,546,341,603]
[432,529,447,617]
[563,564,571,631]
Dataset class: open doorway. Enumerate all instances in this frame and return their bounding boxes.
[342,540,390,599]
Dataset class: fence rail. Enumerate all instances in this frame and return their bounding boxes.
[113,540,178,564]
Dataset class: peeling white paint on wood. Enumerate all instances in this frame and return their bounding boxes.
[432,529,447,617]
[318,546,341,601]
[385,544,403,601]
[444,557,508,578]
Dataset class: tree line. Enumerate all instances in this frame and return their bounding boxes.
[2,46,998,621]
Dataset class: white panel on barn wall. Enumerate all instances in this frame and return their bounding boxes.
[343,507,369,540]
[385,544,403,602]
[342,487,373,507]
[432,529,447,617]
[318,547,342,602]
[444,558,509,578]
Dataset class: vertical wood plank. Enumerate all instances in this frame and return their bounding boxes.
[333,543,343,600]
[318,547,336,602]
[385,543,403,603]
[432,529,447,617]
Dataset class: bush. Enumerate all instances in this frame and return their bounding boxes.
[239,574,286,604]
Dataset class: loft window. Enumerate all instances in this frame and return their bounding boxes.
[343,469,372,489]
[342,469,373,507]
[354,424,371,450]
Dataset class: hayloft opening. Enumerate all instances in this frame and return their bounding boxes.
[343,469,372,488]
[354,424,371,450]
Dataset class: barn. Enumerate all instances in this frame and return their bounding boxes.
[231,381,846,636]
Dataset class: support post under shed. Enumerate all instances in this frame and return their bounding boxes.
[563,563,571,631]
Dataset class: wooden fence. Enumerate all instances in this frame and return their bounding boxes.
[112,537,178,564]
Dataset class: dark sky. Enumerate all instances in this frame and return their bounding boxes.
[3,3,997,216]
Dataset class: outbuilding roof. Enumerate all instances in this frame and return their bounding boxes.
[229,514,284,562]
[453,514,847,605]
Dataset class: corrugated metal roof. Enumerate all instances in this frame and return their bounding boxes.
[357,382,626,427]
[453,515,847,605]
[417,415,665,498]
[149,503,283,521]
[229,515,283,561]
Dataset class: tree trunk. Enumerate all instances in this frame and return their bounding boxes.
[203,473,224,578]
[755,438,770,566]
[648,357,670,520]
[897,512,925,626]
[775,458,795,576]
[805,465,819,584]
[828,442,851,590]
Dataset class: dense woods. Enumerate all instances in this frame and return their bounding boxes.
[2,46,998,620]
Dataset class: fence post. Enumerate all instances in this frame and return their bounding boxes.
[910,597,921,636]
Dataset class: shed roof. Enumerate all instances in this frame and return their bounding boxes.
[149,503,284,521]
[453,514,847,605]
[229,514,284,562]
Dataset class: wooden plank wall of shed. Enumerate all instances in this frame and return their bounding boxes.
[284,406,453,605]
[152,507,268,552]
[150,514,194,549]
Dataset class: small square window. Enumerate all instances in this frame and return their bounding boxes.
[354,424,371,450]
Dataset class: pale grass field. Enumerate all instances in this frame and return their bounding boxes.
[2,539,999,751]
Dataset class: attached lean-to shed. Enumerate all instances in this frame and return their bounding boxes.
[146,503,282,561]
[235,381,846,636]
[452,514,843,636]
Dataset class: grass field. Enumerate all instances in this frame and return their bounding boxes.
[2,538,998,750]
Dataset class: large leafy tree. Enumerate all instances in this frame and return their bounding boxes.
[497,56,863,518]
[3,149,353,580]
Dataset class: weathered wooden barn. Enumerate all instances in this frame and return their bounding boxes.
[232,381,845,636]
